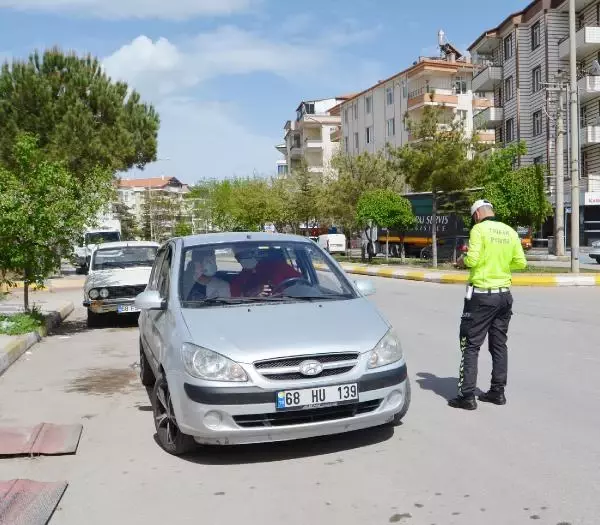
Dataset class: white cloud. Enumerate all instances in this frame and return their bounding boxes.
[134,98,279,182]
[0,0,258,20]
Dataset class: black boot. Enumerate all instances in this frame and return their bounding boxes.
[448,396,477,410]
[478,390,506,405]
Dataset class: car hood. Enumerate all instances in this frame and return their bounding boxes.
[85,267,152,290]
[180,298,390,363]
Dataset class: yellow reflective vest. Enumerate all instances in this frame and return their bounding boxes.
[464,218,528,288]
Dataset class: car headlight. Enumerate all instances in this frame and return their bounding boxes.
[89,289,99,299]
[99,288,109,298]
[181,343,248,382]
[367,330,404,369]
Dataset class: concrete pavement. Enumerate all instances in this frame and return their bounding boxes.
[0,285,598,524]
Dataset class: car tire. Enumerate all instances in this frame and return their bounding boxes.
[391,378,411,426]
[152,375,196,456]
[139,340,155,387]
[86,309,102,329]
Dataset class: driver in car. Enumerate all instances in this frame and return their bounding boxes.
[231,247,301,297]
[187,249,231,301]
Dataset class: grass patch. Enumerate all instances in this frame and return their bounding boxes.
[0,311,45,336]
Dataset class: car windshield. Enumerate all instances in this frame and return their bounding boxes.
[86,231,120,245]
[92,246,158,270]
[180,240,357,307]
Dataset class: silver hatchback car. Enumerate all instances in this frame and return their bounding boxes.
[136,233,410,455]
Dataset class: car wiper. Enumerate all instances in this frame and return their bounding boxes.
[183,297,289,307]
[273,294,351,301]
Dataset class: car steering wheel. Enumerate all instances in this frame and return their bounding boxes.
[272,277,312,294]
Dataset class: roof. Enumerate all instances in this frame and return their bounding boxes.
[94,241,160,249]
[118,176,185,189]
[468,0,550,52]
[339,58,473,106]
[181,232,313,248]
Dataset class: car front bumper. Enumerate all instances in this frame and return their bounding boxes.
[169,364,409,445]
[83,298,138,314]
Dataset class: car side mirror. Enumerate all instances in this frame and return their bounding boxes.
[355,279,376,297]
[135,290,166,310]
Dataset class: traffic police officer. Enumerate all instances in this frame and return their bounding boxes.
[449,199,527,410]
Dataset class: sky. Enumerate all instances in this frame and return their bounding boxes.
[0,0,527,184]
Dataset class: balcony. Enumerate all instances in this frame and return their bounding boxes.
[304,138,323,149]
[472,64,503,93]
[581,125,600,146]
[578,75,600,103]
[275,143,287,155]
[559,26,600,59]
[289,145,303,158]
[474,106,504,129]
[476,130,496,143]
[407,87,459,111]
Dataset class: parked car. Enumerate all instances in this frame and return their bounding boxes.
[136,232,410,455]
[83,241,160,328]
[317,233,347,256]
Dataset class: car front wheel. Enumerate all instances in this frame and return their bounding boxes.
[87,309,102,329]
[152,375,196,456]
[139,340,155,387]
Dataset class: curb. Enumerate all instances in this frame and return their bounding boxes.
[1,279,84,293]
[0,301,74,377]
[339,263,600,287]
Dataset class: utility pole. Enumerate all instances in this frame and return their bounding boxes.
[569,0,580,273]
[548,74,567,257]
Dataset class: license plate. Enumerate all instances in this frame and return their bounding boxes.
[276,383,358,410]
[117,305,140,314]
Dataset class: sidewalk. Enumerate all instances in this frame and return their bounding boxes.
[0,293,74,377]
[338,262,600,287]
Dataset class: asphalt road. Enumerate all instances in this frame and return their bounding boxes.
[0,283,598,525]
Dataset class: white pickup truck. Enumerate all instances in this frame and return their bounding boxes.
[74,220,122,273]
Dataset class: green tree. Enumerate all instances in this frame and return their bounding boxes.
[0,134,113,309]
[173,220,193,237]
[389,104,479,268]
[0,48,159,179]
[322,151,405,235]
[356,189,416,261]
[113,201,139,241]
[288,160,322,235]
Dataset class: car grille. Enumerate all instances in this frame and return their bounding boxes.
[104,285,147,299]
[233,399,382,428]
[254,353,359,381]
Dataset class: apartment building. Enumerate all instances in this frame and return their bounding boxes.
[469,0,600,245]
[275,96,351,176]
[118,176,190,223]
[338,40,495,159]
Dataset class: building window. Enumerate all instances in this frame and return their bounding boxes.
[578,13,584,30]
[454,77,467,94]
[506,118,515,142]
[533,156,543,165]
[344,136,349,153]
[353,104,358,120]
[344,109,349,124]
[365,96,373,114]
[532,66,542,93]
[504,33,514,60]
[354,132,359,149]
[531,22,541,50]
[582,150,589,176]
[505,77,514,101]
[386,87,394,105]
[277,164,288,176]
[366,126,373,144]
[533,110,543,136]
[387,118,396,137]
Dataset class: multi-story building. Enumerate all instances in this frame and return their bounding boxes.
[469,0,600,245]
[276,96,352,176]
[117,176,190,223]
[338,39,495,158]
